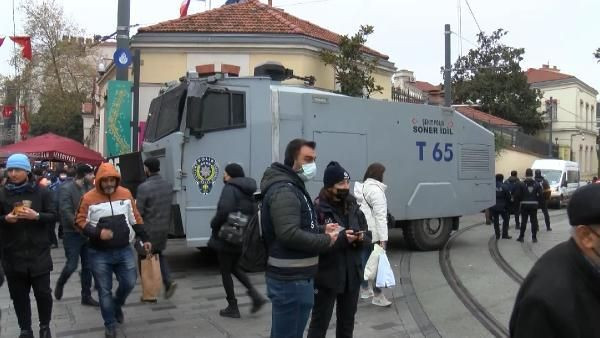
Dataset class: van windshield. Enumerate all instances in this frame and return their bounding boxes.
[539,169,562,185]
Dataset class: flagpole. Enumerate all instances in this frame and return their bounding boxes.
[12,0,20,144]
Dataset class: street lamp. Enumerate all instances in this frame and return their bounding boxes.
[570,131,584,161]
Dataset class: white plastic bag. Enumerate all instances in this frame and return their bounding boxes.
[363,244,384,281]
[375,252,396,288]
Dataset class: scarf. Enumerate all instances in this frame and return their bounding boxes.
[5,180,35,194]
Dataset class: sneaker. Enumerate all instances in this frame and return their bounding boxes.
[516,237,524,243]
[372,293,392,307]
[502,235,513,239]
[105,327,116,338]
[219,301,241,318]
[164,281,178,300]
[39,325,51,338]
[547,228,552,231]
[81,296,100,307]
[360,286,374,299]
[54,281,64,300]
[532,238,538,243]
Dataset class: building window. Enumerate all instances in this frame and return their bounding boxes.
[580,100,584,122]
[586,103,590,129]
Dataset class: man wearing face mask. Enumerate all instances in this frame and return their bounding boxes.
[260,138,340,338]
[307,162,370,338]
[509,184,600,337]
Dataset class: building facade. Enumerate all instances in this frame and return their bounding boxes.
[526,65,599,180]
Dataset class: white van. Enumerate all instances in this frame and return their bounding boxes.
[531,159,580,208]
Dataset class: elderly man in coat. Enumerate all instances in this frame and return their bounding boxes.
[136,157,177,299]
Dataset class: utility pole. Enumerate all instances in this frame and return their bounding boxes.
[547,96,554,158]
[444,24,452,107]
[132,49,140,151]
[116,0,130,81]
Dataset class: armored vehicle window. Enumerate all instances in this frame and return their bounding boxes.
[187,90,246,134]
[144,97,162,142]
[155,85,187,140]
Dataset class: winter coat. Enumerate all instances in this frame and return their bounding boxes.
[491,180,511,212]
[519,178,543,210]
[353,178,388,243]
[260,163,331,281]
[58,180,93,233]
[313,192,370,293]
[509,239,600,338]
[136,174,173,252]
[0,180,56,276]
[209,177,257,253]
[76,163,148,249]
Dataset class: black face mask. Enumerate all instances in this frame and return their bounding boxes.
[335,189,349,200]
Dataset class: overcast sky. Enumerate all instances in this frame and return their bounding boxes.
[1,0,599,97]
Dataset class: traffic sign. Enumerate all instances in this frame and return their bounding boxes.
[113,48,132,68]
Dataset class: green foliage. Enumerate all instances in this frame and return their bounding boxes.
[452,29,544,134]
[595,47,600,62]
[494,132,507,157]
[320,25,383,98]
[29,88,84,142]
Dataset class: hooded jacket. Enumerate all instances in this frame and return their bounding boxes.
[209,176,257,253]
[354,178,388,243]
[509,239,600,338]
[260,163,331,280]
[75,163,148,249]
[0,178,56,276]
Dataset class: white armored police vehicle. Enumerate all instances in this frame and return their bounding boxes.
[139,62,495,251]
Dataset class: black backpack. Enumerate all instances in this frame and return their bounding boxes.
[238,182,288,273]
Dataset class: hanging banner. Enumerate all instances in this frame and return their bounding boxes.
[105,80,132,156]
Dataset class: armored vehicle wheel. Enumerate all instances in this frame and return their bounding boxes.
[404,218,452,251]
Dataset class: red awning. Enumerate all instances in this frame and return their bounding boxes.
[0,133,104,166]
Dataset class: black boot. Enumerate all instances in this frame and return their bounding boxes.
[219,299,241,318]
[39,325,52,338]
[54,280,65,300]
[19,330,34,338]
[82,295,100,307]
[248,290,267,314]
[105,326,117,338]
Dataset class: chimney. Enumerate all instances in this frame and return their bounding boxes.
[542,64,549,69]
[268,0,272,5]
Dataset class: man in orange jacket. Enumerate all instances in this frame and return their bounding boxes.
[76,163,152,338]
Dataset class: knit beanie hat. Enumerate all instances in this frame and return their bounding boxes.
[323,161,350,188]
[144,157,161,173]
[225,163,245,178]
[6,154,31,172]
[568,184,600,226]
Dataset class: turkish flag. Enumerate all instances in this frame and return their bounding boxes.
[9,36,32,61]
[2,105,14,119]
[180,0,191,17]
[0,37,5,48]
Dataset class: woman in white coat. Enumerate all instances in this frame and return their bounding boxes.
[353,163,392,307]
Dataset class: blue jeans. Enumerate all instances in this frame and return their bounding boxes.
[57,232,93,297]
[88,246,137,329]
[360,244,382,294]
[266,277,315,338]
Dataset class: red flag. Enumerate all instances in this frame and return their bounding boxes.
[2,105,14,119]
[0,37,5,47]
[20,121,29,139]
[180,0,191,17]
[9,36,32,61]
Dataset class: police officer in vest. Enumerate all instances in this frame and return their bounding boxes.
[534,169,552,231]
[491,174,512,240]
[516,169,543,243]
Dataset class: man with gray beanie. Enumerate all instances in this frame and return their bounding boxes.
[55,164,99,306]
[509,184,600,337]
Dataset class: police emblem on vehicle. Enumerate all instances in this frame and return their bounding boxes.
[192,157,219,195]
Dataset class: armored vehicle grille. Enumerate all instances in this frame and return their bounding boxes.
[459,145,491,179]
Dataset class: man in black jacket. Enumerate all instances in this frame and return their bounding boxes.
[504,170,522,230]
[517,169,543,243]
[54,164,98,306]
[0,154,56,338]
[261,139,339,338]
[307,162,371,338]
[534,169,552,231]
[136,158,177,301]
[509,184,600,337]
[491,174,512,240]
[209,163,266,318]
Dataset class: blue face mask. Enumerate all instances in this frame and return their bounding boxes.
[299,162,317,182]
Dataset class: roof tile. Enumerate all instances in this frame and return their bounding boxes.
[454,106,518,127]
[525,67,573,84]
